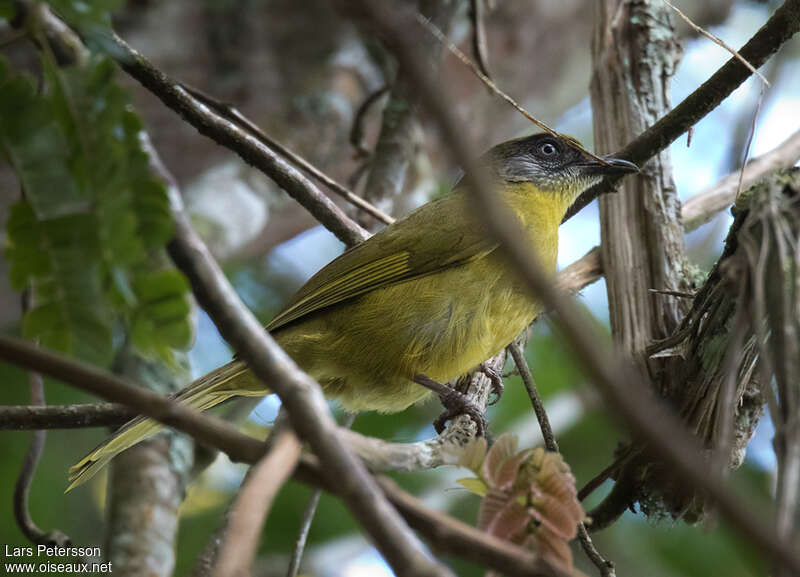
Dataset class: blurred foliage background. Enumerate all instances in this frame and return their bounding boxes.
[1,0,798,575]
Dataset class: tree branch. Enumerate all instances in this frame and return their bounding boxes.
[558,127,800,295]
[509,342,615,577]
[142,139,451,577]
[0,335,574,577]
[214,428,301,577]
[0,403,132,430]
[565,0,800,220]
[102,32,368,247]
[354,2,800,574]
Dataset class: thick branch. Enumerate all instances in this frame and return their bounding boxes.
[356,2,800,573]
[0,336,573,577]
[214,429,301,577]
[558,127,800,295]
[145,144,449,577]
[104,34,368,247]
[566,0,800,219]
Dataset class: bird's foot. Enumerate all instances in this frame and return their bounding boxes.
[480,362,504,406]
[413,374,487,436]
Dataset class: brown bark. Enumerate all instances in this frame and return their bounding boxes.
[591,0,688,387]
[105,347,194,577]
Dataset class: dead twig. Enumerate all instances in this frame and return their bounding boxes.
[286,413,355,577]
[414,12,607,166]
[349,85,390,158]
[508,341,615,577]
[358,1,800,572]
[663,0,770,86]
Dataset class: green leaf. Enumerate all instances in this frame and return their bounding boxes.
[1,54,191,366]
[130,270,194,362]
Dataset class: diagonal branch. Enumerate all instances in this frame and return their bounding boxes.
[0,335,572,577]
[356,1,800,574]
[142,136,451,577]
[559,127,800,295]
[565,0,800,220]
[101,32,369,247]
[213,428,301,577]
[509,342,615,577]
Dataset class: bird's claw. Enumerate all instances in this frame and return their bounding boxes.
[433,388,487,436]
[480,362,504,406]
[413,374,487,436]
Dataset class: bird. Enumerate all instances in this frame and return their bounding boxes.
[67,132,638,490]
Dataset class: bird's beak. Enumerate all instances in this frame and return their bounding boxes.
[582,155,640,176]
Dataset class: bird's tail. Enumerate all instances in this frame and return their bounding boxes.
[67,359,262,491]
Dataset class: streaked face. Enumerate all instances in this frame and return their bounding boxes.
[486,133,638,202]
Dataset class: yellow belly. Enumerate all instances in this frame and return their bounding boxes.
[275,250,553,413]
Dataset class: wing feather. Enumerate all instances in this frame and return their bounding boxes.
[266,191,496,332]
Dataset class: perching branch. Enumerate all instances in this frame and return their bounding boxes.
[142,136,451,577]
[0,335,576,577]
[355,2,800,574]
[509,342,615,577]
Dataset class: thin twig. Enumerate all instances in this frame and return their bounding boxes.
[509,341,615,576]
[577,459,626,502]
[179,83,394,226]
[13,358,70,547]
[736,84,766,199]
[508,342,557,452]
[358,1,800,572]
[577,525,616,577]
[286,413,356,577]
[349,85,390,158]
[286,491,322,577]
[105,33,369,247]
[663,0,770,86]
[414,12,607,165]
[565,0,800,220]
[468,0,491,80]
[214,429,302,577]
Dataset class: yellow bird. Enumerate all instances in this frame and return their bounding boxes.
[67,133,637,490]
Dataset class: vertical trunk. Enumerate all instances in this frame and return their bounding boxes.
[591,0,688,392]
[359,0,459,228]
[105,347,194,577]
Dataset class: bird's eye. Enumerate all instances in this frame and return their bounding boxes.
[538,141,558,157]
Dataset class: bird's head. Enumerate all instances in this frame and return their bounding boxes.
[483,132,639,206]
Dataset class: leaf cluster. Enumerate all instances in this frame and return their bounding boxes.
[1,52,192,366]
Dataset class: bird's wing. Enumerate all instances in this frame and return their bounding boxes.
[266,190,497,332]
